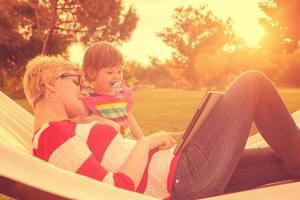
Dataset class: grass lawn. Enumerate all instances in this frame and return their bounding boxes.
[132,87,300,136]
[14,87,300,136]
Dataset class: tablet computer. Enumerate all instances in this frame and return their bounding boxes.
[173,91,223,155]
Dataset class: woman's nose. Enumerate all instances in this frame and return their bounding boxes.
[81,88,89,97]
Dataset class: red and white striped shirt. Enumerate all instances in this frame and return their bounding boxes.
[32,120,181,199]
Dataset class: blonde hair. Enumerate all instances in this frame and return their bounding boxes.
[82,42,124,81]
[23,55,76,108]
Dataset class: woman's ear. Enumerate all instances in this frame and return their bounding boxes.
[44,82,56,92]
[44,82,60,103]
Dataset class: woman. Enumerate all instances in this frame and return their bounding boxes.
[23,55,300,200]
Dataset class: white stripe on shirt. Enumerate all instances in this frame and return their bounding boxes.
[32,122,49,149]
[49,135,92,172]
[103,172,115,185]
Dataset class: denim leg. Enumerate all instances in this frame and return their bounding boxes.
[224,147,295,193]
[170,71,300,200]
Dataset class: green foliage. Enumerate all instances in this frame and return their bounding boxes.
[148,2,300,89]
[2,75,24,99]
[0,0,42,87]
[75,0,138,44]
[260,0,300,53]
[124,58,183,88]
[0,0,138,93]
[123,60,143,86]
[275,49,300,87]
[277,66,300,87]
[157,5,241,89]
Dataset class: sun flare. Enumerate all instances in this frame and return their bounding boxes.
[234,21,265,47]
[208,0,265,47]
[69,1,266,64]
[68,43,85,65]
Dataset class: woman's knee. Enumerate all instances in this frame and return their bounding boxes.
[237,70,269,83]
[233,70,272,89]
[226,70,272,95]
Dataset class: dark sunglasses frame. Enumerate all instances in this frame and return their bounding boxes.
[58,73,84,91]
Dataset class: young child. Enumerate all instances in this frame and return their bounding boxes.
[82,42,143,139]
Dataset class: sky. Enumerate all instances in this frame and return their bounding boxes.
[69,0,265,65]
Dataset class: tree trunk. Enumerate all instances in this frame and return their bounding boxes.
[42,26,55,55]
[41,0,58,55]
[187,54,201,90]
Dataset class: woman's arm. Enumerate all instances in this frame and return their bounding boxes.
[127,112,144,140]
[118,131,176,188]
[34,125,133,191]
[36,125,176,191]
[117,139,150,188]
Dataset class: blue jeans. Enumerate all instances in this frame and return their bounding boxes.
[170,71,300,200]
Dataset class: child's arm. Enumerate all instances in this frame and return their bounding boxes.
[127,112,144,140]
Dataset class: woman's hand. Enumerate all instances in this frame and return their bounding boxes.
[142,131,177,150]
[167,131,185,141]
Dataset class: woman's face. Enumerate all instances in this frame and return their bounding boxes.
[93,66,123,94]
[54,71,89,118]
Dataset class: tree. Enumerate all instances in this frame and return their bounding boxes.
[0,0,42,90]
[275,48,300,87]
[146,57,174,88]
[157,5,239,89]
[123,60,144,86]
[0,0,138,93]
[30,0,138,54]
[259,0,300,53]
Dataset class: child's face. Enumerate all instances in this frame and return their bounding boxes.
[93,65,123,94]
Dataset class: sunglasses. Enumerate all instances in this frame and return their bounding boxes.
[58,73,84,91]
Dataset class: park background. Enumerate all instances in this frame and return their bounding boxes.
[1,0,300,135]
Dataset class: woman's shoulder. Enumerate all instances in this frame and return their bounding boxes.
[48,120,76,129]
[32,120,76,150]
[35,120,75,136]
[33,120,117,145]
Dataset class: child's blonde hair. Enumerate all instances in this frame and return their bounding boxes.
[23,55,76,108]
[82,42,124,81]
